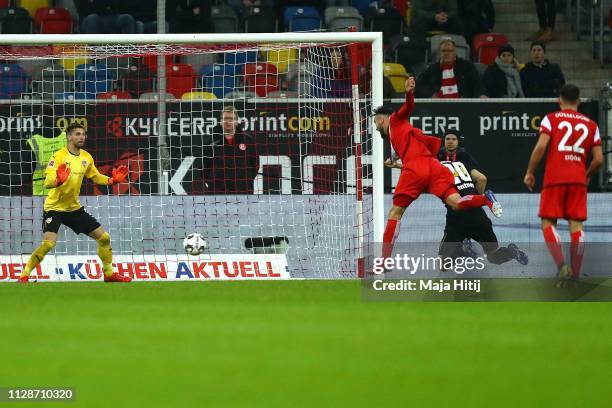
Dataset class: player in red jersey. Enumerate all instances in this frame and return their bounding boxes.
[373,77,502,262]
[524,84,603,287]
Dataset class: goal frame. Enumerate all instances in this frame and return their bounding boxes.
[0,31,385,263]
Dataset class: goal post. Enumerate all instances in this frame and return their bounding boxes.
[0,32,384,280]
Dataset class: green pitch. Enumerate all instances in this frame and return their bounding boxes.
[1,281,612,407]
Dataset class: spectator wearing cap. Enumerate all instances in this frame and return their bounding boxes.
[520,41,565,97]
[483,44,525,98]
[416,38,486,99]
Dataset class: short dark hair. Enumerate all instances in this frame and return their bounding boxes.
[559,84,580,103]
[65,123,85,136]
[530,41,546,52]
[372,105,395,116]
[444,130,463,144]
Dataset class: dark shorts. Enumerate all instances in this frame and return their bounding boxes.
[42,207,101,235]
[438,208,499,257]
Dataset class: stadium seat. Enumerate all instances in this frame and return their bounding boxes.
[324,6,363,31]
[55,0,79,29]
[34,7,72,33]
[119,64,154,97]
[139,54,174,73]
[244,6,277,33]
[429,34,470,63]
[55,91,96,100]
[267,90,298,98]
[139,92,175,101]
[31,65,73,97]
[10,45,52,77]
[167,63,196,98]
[472,33,509,65]
[383,62,409,93]
[366,6,403,43]
[284,7,321,32]
[54,45,88,75]
[389,34,428,76]
[263,48,298,74]
[211,5,239,33]
[350,0,374,17]
[223,51,259,69]
[0,7,33,33]
[97,91,132,100]
[182,53,217,75]
[224,90,257,99]
[200,64,237,98]
[181,91,217,100]
[0,63,28,99]
[18,0,47,16]
[75,63,116,95]
[243,62,279,96]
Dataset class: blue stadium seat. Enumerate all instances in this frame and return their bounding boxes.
[74,63,116,95]
[200,64,237,98]
[0,63,28,99]
[55,91,96,100]
[283,6,321,31]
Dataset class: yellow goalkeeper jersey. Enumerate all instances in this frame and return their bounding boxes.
[43,147,109,212]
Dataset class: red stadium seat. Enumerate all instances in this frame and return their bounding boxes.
[97,91,133,100]
[472,33,508,65]
[167,63,196,98]
[34,7,72,34]
[243,62,278,97]
[140,54,174,72]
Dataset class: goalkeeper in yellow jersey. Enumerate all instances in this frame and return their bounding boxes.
[18,123,131,283]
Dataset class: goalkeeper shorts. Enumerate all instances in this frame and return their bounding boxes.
[42,207,101,235]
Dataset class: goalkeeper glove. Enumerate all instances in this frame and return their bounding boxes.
[55,163,71,187]
[109,165,129,185]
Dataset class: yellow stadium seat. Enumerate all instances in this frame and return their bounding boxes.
[263,48,298,74]
[384,62,409,93]
[53,45,88,75]
[19,0,49,16]
[181,91,217,100]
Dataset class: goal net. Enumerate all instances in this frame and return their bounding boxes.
[0,33,383,280]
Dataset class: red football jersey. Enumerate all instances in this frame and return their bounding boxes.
[389,93,441,164]
[539,109,601,187]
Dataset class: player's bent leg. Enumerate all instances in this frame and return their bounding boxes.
[88,227,131,282]
[568,220,585,282]
[445,192,502,218]
[19,232,57,282]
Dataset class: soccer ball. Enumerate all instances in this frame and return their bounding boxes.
[183,233,208,256]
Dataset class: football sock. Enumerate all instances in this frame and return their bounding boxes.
[570,230,585,279]
[382,219,401,260]
[21,240,55,278]
[96,232,114,277]
[457,194,490,211]
[543,225,565,268]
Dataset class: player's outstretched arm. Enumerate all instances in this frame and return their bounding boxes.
[524,133,551,191]
[394,77,416,120]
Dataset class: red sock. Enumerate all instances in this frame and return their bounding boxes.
[382,219,401,259]
[543,225,565,268]
[570,230,585,278]
[457,194,491,211]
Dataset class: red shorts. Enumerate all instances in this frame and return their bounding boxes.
[539,184,587,221]
[393,157,458,207]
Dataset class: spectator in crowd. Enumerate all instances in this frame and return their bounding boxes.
[130,2,171,33]
[520,41,565,97]
[75,0,136,34]
[416,38,486,98]
[168,0,212,34]
[411,0,464,39]
[459,0,495,45]
[525,0,556,42]
[310,48,351,98]
[483,44,524,98]
[202,107,260,195]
